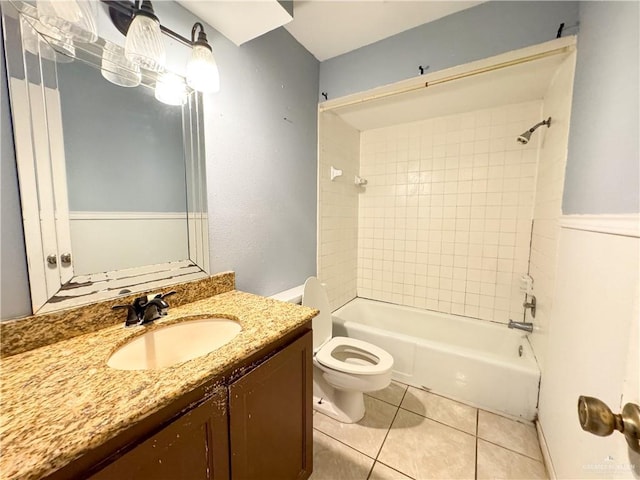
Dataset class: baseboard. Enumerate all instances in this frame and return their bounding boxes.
[560,213,640,238]
[536,420,556,479]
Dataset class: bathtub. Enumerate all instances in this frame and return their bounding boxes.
[332,298,540,420]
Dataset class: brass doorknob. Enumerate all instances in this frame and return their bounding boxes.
[578,396,640,453]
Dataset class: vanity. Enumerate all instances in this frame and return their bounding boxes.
[0,274,317,480]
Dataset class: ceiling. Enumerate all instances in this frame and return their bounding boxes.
[284,1,484,61]
[177,1,484,62]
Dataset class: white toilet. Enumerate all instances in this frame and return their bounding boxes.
[303,277,393,423]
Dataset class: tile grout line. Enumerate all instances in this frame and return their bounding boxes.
[403,387,541,457]
[475,409,479,480]
[373,459,419,480]
[477,437,545,463]
[372,386,480,438]
[396,404,478,438]
[366,386,410,480]
[322,384,544,478]
[312,426,377,462]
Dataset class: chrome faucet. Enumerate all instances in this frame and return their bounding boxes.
[508,319,534,333]
[112,291,176,326]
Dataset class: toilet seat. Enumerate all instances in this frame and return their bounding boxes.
[315,336,393,375]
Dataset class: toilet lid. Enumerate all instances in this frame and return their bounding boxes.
[316,336,394,375]
[302,277,333,350]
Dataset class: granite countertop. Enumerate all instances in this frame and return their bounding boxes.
[0,290,317,480]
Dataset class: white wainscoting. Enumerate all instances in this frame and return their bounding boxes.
[560,213,640,237]
[69,211,189,275]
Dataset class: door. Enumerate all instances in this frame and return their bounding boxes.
[229,331,313,480]
[538,224,639,478]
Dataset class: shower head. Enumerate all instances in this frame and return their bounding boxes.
[517,131,533,145]
[517,117,552,145]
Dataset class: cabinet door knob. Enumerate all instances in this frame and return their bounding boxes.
[46,254,57,266]
[60,253,72,265]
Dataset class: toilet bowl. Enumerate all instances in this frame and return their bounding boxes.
[303,277,393,423]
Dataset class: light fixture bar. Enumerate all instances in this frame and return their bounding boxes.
[104,1,195,48]
[104,0,220,94]
[159,24,192,48]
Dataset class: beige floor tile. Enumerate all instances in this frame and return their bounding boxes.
[313,396,398,458]
[369,461,413,480]
[401,387,477,434]
[477,410,542,461]
[477,439,547,479]
[367,380,408,406]
[378,409,476,479]
[310,430,374,480]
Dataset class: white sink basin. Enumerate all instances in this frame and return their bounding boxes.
[107,317,241,370]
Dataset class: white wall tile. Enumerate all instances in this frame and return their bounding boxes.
[318,112,360,310]
[358,102,541,321]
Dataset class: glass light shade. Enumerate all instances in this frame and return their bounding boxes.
[154,72,187,106]
[37,0,98,44]
[186,44,220,93]
[21,14,75,64]
[101,42,141,88]
[125,12,165,73]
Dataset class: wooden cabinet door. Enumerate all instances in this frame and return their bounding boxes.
[90,387,229,480]
[229,331,312,480]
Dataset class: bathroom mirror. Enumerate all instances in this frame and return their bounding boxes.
[2,2,210,314]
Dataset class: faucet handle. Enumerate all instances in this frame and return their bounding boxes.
[156,290,177,301]
[522,294,536,318]
[141,301,166,324]
[140,292,175,324]
[112,304,141,326]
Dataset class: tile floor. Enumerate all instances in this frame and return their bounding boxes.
[310,381,547,480]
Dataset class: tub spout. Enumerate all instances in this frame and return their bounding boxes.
[508,319,533,333]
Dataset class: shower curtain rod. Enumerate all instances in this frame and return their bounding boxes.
[319,45,573,112]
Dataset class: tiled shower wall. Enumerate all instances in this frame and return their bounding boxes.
[318,112,360,311]
[357,102,543,323]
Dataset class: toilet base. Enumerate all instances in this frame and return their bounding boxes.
[312,390,365,424]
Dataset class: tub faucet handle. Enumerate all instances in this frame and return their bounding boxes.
[523,294,536,318]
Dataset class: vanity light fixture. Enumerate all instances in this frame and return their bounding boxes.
[106,1,221,94]
[37,0,98,44]
[20,5,76,63]
[124,0,165,73]
[101,42,142,87]
[154,71,187,105]
[186,23,220,93]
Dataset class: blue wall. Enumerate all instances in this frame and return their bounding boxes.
[319,1,579,100]
[205,25,319,297]
[0,31,32,320]
[562,1,639,214]
[57,61,186,213]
